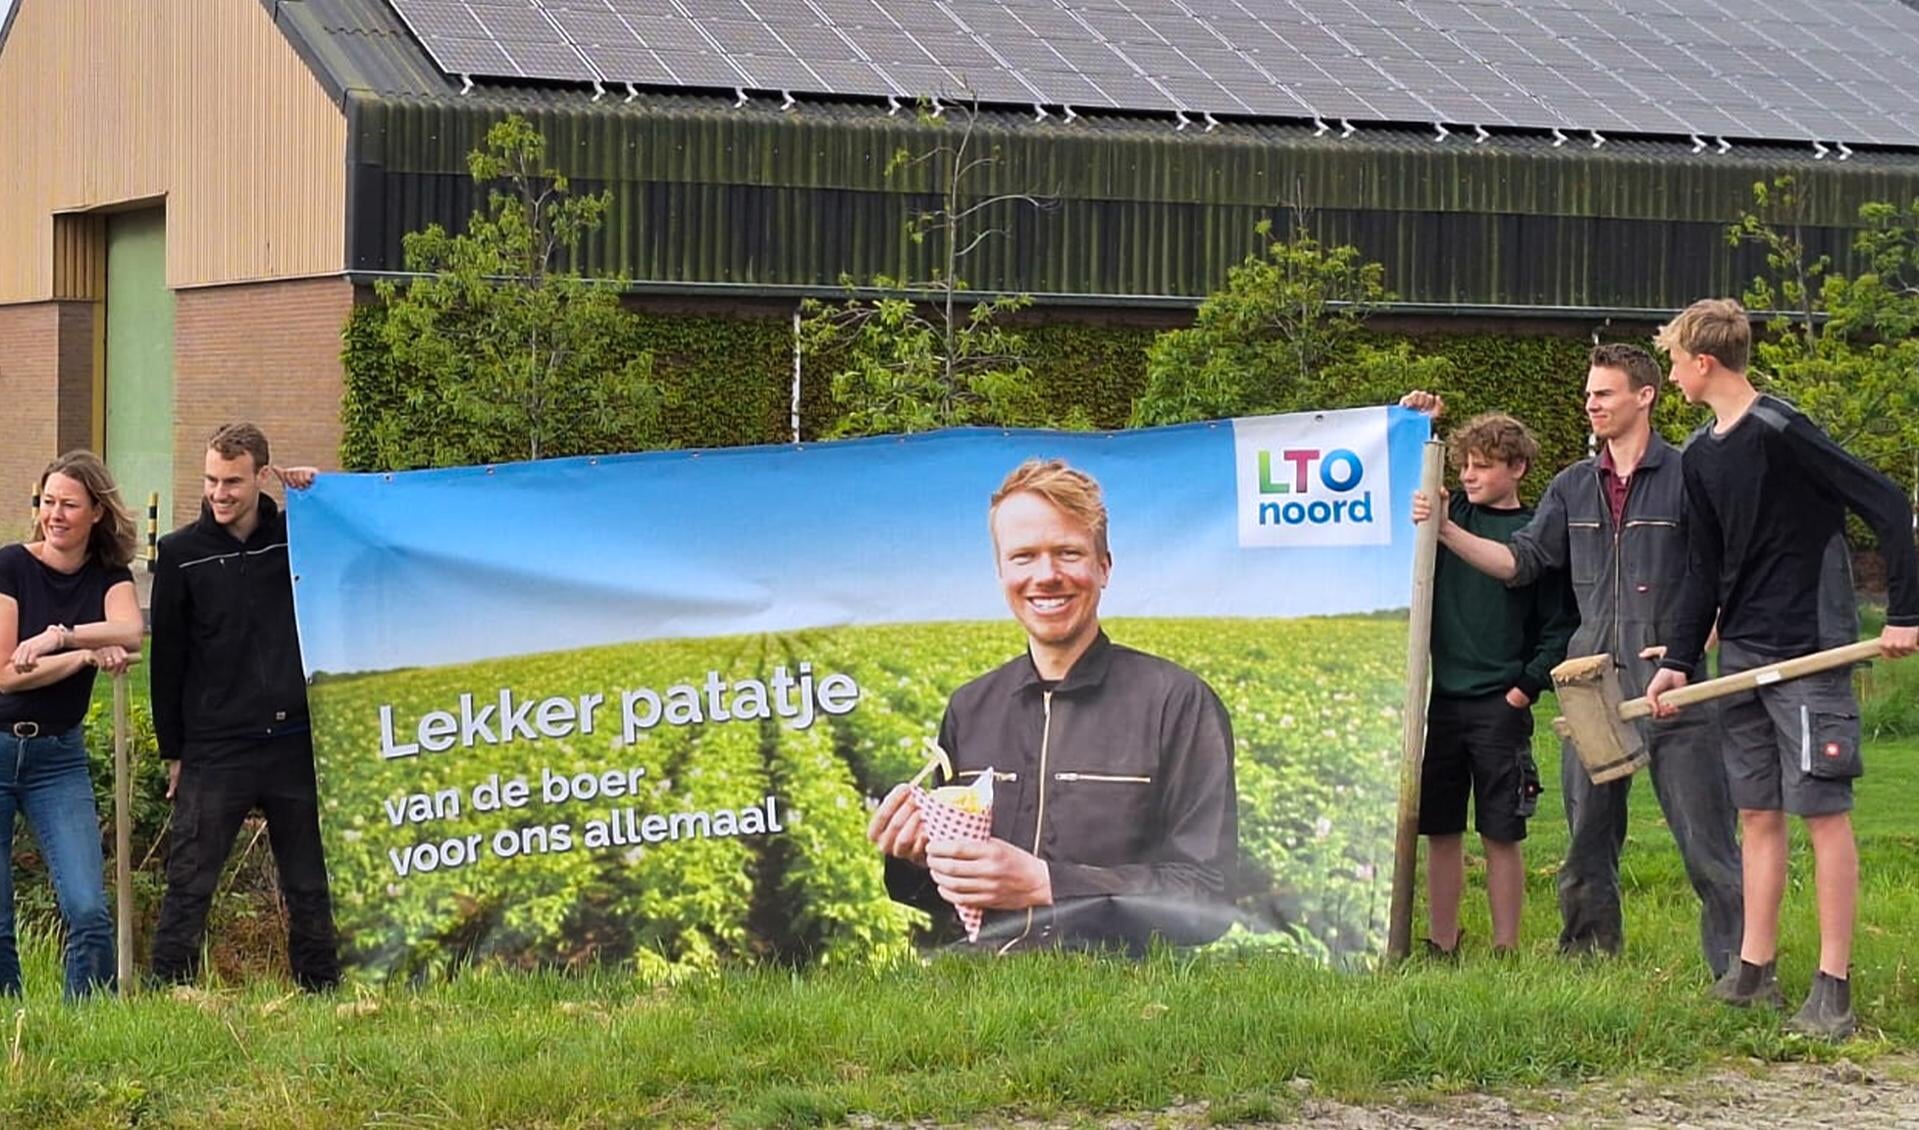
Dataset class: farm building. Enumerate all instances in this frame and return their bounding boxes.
[2,0,1919,526]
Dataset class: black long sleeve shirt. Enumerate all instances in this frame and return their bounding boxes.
[149,496,312,763]
[1663,395,1919,675]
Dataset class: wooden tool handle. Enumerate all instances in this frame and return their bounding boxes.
[1618,639,1883,721]
[114,669,133,994]
[1390,440,1446,963]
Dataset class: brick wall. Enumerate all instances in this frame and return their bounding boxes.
[0,302,71,540]
[171,277,353,527]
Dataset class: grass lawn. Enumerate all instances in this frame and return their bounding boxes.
[4,648,1915,1127]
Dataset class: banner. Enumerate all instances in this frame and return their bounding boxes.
[289,407,1431,977]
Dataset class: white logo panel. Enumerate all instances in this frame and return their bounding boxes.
[1232,407,1393,548]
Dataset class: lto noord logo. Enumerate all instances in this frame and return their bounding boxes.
[1232,406,1394,548]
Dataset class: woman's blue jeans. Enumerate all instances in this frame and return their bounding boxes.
[0,725,115,997]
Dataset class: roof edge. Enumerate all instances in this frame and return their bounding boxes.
[342,87,1919,170]
[263,0,350,108]
[264,0,458,106]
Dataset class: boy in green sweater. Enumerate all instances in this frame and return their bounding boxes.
[1416,411,1578,955]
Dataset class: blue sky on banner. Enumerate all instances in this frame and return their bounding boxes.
[288,408,1431,675]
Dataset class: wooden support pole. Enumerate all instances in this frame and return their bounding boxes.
[114,669,134,994]
[1388,440,1445,962]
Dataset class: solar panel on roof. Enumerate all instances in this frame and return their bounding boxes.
[381,0,1919,147]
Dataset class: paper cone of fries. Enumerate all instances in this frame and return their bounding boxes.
[913,770,995,942]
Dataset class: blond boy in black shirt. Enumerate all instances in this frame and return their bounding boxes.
[1647,299,1919,1039]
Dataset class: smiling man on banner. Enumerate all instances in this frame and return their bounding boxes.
[867,458,1239,953]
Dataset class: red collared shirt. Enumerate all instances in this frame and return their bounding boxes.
[1597,446,1631,527]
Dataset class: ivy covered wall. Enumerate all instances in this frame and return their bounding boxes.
[343,298,1703,487]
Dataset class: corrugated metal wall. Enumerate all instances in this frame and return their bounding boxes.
[0,0,347,303]
[345,96,1919,309]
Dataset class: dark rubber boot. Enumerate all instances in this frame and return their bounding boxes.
[1710,958,1784,1009]
[1785,971,1856,1040]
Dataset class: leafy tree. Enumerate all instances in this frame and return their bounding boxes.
[1729,178,1919,501]
[1131,217,1450,425]
[367,115,664,467]
[800,99,1077,437]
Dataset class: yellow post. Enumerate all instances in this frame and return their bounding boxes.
[146,490,160,568]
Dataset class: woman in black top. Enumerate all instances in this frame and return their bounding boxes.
[0,450,143,998]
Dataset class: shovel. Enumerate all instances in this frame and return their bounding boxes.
[1550,639,1881,784]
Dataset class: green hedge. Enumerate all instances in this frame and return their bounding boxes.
[1019,322,1160,431]
[343,304,801,468]
[344,303,1699,481]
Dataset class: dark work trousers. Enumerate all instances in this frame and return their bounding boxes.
[1556,709,1744,978]
[149,732,340,990]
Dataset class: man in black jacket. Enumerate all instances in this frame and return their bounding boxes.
[148,423,339,990]
[867,459,1238,953]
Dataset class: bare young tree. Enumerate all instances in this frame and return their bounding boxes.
[800,97,1077,437]
[370,115,663,466]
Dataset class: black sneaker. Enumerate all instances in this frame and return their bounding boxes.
[1710,959,1785,1009]
[1785,971,1856,1041]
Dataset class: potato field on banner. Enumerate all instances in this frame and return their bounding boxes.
[311,617,1405,979]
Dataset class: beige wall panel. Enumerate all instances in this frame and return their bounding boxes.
[0,0,347,303]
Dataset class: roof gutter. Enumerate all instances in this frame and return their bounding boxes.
[342,270,1825,324]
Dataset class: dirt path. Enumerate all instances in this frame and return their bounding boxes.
[861,1056,1919,1129]
[1265,1054,1919,1128]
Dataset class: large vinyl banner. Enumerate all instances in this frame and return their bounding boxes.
[289,407,1430,978]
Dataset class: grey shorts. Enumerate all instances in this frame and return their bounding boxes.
[1718,641,1863,816]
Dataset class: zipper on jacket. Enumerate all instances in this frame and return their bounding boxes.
[1593,465,1629,666]
[1032,692,1053,856]
[240,546,265,717]
[1623,511,1678,665]
[999,690,1053,956]
[1613,508,1625,664]
[1607,469,1674,671]
[1053,772,1151,783]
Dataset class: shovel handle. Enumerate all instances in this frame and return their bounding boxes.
[1619,639,1883,721]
